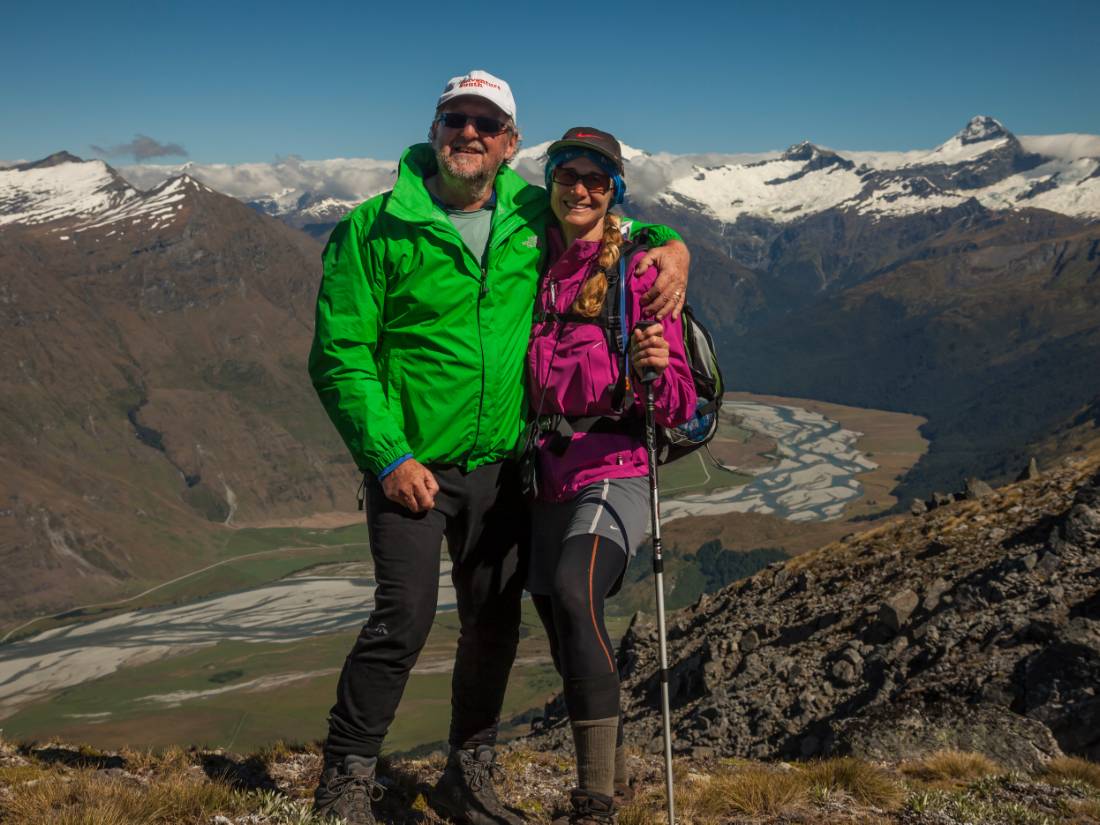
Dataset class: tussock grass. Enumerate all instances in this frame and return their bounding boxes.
[684,765,805,819]
[0,764,42,784]
[255,739,303,766]
[619,764,806,825]
[1044,756,1100,791]
[1071,797,1100,820]
[800,757,903,807]
[2,768,251,825]
[115,745,190,775]
[902,749,1001,783]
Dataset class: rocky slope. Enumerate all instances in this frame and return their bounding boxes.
[530,451,1100,770]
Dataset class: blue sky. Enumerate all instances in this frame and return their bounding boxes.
[4,0,1098,165]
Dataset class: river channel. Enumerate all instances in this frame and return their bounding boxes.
[662,400,877,523]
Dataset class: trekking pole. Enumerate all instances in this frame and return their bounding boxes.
[635,324,676,825]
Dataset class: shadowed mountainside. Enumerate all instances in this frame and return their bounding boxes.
[0,158,356,623]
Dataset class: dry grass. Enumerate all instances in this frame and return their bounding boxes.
[1071,797,1100,821]
[4,736,1097,825]
[114,745,191,775]
[618,764,806,825]
[902,750,1001,784]
[2,768,250,825]
[687,765,805,820]
[1044,757,1100,791]
[801,757,903,808]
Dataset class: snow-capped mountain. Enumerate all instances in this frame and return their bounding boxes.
[0,150,215,239]
[656,117,1100,224]
[104,117,1099,238]
[119,155,397,236]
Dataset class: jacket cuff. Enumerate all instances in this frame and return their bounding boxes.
[377,453,414,480]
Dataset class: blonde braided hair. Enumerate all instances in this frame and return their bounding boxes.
[571,213,624,318]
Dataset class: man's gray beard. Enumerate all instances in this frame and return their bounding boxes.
[436,149,498,194]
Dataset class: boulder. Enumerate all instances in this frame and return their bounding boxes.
[965,477,995,499]
[878,589,919,634]
[827,699,1064,772]
[1050,468,1100,552]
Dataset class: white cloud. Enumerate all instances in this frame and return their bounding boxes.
[1019,133,1100,160]
[120,155,397,213]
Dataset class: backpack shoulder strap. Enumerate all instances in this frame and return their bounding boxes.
[606,238,644,412]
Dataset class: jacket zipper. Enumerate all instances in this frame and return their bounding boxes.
[469,263,488,467]
[461,210,526,466]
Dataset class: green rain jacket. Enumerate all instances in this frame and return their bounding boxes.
[308,143,681,476]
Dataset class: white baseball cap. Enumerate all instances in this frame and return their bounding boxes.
[436,69,516,122]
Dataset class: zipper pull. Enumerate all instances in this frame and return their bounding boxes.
[550,281,557,305]
[480,269,488,298]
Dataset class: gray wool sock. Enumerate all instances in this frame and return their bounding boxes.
[614,745,628,786]
[572,717,619,797]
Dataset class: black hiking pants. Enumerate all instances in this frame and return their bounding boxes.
[324,461,528,761]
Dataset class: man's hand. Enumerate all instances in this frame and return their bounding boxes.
[381,459,439,513]
[637,239,690,320]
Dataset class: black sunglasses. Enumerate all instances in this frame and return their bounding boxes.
[436,112,510,135]
[551,167,613,194]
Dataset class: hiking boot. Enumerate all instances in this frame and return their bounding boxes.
[313,754,384,825]
[551,789,616,825]
[431,745,525,825]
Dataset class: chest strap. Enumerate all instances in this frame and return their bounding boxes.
[538,413,644,456]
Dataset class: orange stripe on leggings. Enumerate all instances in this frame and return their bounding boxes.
[589,535,615,673]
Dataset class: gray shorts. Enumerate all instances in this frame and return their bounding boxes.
[527,476,651,596]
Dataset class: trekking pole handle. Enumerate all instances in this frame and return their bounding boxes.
[633,321,660,385]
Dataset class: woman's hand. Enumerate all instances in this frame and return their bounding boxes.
[631,323,669,379]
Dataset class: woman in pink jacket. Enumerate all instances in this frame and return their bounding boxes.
[526,127,697,825]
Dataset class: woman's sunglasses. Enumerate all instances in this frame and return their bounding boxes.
[551,167,613,194]
[435,112,510,135]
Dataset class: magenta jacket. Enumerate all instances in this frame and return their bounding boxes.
[527,230,697,502]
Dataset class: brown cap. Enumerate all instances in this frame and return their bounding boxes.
[546,127,624,174]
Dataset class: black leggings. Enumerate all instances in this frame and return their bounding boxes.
[532,533,627,722]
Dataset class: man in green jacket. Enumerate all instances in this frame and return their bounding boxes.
[308,70,688,825]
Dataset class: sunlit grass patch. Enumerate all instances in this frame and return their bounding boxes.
[114,744,190,775]
[800,756,902,808]
[1070,797,1100,820]
[904,785,1057,825]
[0,764,41,784]
[1043,756,1100,792]
[902,749,1001,784]
[2,767,251,825]
[692,765,805,817]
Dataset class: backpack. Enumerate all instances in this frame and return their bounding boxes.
[606,241,725,464]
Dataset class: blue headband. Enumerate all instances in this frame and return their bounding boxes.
[544,147,626,206]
